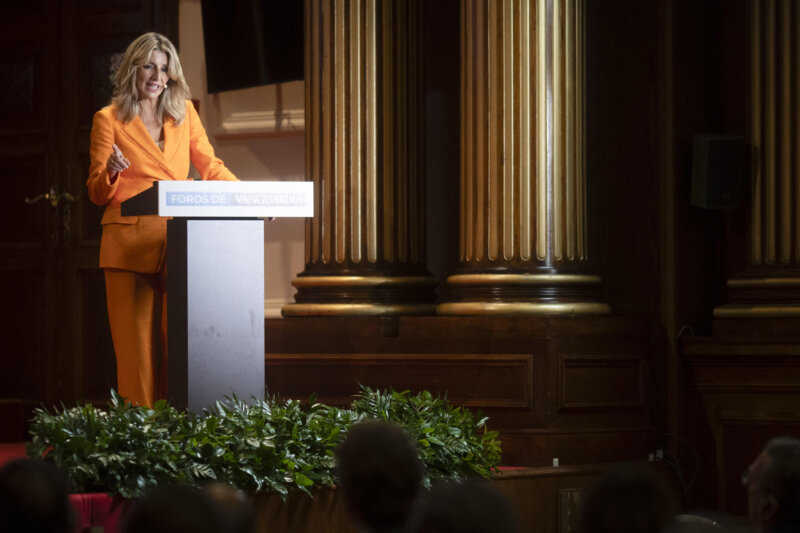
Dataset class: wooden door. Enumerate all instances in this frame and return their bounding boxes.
[0,1,62,441]
[0,0,177,441]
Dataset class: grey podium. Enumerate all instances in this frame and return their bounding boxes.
[121,180,313,413]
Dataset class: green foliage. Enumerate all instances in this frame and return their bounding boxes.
[27,387,501,498]
[26,391,204,498]
[352,387,501,488]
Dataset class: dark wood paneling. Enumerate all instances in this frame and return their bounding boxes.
[683,335,800,513]
[0,0,179,441]
[557,354,644,411]
[0,400,24,442]
[75,0,141,13]
[493,466,605,533]
[266,353,534,410]
[0,155,47,244]
[0,274,46,397]
[718,419,800,514]
[498,428,655,468]
[266,316,655,467]
[75,33,141,129]
[0,47,47,131]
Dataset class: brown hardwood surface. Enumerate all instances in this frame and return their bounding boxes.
[265,315,656,467]
[682,333,800,514]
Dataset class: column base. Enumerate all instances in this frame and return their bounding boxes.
[714,275,800,318]
[713,304,800,318]
[282,275,437,317]
[438,273,610,316]
[282,303,437,316]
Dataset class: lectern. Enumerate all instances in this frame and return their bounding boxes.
[121,180,313,413]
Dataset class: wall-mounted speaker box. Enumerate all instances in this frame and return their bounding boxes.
[201,1,304,93]
[691,134,746,209]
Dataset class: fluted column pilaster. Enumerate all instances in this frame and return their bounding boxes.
[283,0,436,317]
[716,0,800,318]
[438,0,608,315]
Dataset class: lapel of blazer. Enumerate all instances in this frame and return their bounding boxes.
[119,116,176,179]
[162,116,185,170]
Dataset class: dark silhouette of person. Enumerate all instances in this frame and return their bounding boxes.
[578,462,676,533]
[406,478,523,533]
[203,482,255,533]
[744,437,800,533]
[0,458,74,533]
[336,420,425,532]
[120,485,225,533]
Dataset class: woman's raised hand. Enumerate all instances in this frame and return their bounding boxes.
[106,144,130,179]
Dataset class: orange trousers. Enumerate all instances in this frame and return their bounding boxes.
[104,267,167,407]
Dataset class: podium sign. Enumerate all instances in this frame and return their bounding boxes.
[121,180,312,413]
[121,180,313,218]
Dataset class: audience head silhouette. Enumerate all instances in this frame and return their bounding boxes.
[0,458,74,533]
[203,482,255,533]
[745,437,800,532]
[121,485,226,533]
[336,420,424,532]
[407,478,523,533]
[578,462,676,533]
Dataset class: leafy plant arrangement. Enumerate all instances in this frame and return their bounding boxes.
[352,387,501,488]
[26,392,207,498]
[27,387,501,498]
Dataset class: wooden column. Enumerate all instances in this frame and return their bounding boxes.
[439,0,609,315]
[283,0,436,317]
[715,0,800,318]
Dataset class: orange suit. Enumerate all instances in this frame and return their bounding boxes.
[86,100,237,406]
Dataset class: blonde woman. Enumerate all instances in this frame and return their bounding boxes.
[86,32,237,407]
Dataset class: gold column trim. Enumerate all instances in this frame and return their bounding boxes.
[446,273,601,286]
[714,304,800,318]
[727,277,800,288]
[283,303,437,317]
[292,276,437,288]
[751,0,762,265]
[438,301,610,316]
[537,0,547,261]
[765,0,776,265]
[797,0,800,263]
[780,0,791,264]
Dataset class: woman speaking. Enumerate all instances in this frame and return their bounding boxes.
[86,33,237,407]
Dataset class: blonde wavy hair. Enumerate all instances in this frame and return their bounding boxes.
[111,32,191,125]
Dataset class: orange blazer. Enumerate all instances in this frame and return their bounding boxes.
[87,100,237,273]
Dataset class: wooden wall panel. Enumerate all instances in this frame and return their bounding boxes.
[498,427,654,467]
[717,418,800,514]
[683,336,800,514]
[0,0,179,441]
[557,354,644,411]
[0,45,47,130]
[266,315,655,467]
[0,274,46,398]
[0,156,47,243]
[266,353,534,410]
